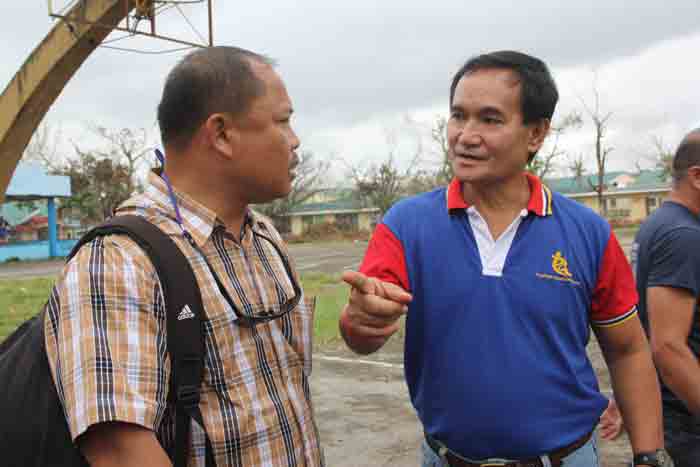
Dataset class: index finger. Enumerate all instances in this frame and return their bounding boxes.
[342,270,373,294]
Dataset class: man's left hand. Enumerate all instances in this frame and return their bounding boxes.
[599,398,624,441]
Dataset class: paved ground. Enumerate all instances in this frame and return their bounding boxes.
[312,336,633,467]
[0,239,637,466]
[0,241,370,280]
[0,235,634,280]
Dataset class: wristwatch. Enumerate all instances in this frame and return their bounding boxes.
[633,449,673,467]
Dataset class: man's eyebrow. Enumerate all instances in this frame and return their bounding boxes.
[450,105,504,115]
[479,106,504,115]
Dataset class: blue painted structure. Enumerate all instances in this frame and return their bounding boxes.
[4,162,71,260]
[0,238,78,262]
[6,163,71,198]
[47,198,58,257]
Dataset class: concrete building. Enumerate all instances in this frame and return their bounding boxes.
[546,170,670,224]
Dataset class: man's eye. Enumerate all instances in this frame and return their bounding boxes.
[484,116,502,124]
[450,111,464,120]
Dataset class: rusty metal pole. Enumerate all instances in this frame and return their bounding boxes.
[208,0,213,46]
[0,0,136,203]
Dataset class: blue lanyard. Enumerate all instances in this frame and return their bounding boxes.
[154,149,186,228]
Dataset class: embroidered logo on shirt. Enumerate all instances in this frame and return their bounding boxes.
[551,251,573,278]
[536,250,581,285]
[177,304,195,321]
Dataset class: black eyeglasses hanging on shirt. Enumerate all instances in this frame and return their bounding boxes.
[155,149,302,328]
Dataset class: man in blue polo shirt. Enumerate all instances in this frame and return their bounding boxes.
[339,51,669,467]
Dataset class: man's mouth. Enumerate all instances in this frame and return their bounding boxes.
[455,153,487,162]
[289,153,299,179]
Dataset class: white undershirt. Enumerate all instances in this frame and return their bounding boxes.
[467,207,529,277]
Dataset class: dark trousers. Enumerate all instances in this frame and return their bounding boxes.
[665,412,700,467]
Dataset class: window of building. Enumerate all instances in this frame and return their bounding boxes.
[335,213,358,231]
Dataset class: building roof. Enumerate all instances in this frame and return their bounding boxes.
[545,169,670,196]
[286,198,378,216]
[0,202,47,226]
[5,162,71,200]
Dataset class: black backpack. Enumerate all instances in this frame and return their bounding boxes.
[0,215,215,467]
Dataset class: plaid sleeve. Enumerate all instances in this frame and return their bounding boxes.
[44,235,170,441]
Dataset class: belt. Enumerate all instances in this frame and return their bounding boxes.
[424,430,593,467]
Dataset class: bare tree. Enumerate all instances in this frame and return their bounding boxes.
[579,77,614,216]
[348,126,427,215]
[22,123,64,170]
[88,126,154,194]
[527,111,583,179]
[567,154,588,187]
[648,135,674,181]
[256,150,330,218]
[349,154,405,216]
[431,115,452,186]
[57,145,133,224]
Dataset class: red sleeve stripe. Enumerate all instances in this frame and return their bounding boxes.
[359,223,410,291]
[592,305,638,328]
[590,231,639,322]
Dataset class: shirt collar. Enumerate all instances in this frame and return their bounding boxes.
[446,172,553,217]
[118,171,260,248]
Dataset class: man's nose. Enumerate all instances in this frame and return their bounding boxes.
[289,128,301,151]
[457,123,482,147]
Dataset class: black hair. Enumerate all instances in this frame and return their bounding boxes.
[157,46,275,150]
[450,50,559,124]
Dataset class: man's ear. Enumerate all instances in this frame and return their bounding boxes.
[687,166,700,191]
[204,113,239,159]
[527,118,551,155]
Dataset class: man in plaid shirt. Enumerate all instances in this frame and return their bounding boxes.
[44,46,324,466]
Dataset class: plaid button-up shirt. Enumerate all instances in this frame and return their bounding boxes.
[44,172,324,466]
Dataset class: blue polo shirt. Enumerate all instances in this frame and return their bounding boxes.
[360,174,638,459]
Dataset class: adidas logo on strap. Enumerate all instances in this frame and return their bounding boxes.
[177,304,195,321]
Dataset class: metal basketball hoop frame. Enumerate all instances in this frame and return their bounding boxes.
[47,0,213,49]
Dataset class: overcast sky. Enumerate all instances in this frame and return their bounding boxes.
[2,1,700,180]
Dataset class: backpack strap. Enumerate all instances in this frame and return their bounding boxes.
[69,215,215,467]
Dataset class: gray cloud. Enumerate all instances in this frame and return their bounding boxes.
[1,1,699,166]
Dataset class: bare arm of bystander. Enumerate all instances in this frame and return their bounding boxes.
[647,285,700,415]
[79,422,172,467]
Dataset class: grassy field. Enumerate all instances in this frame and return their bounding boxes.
[298,272,349,346]
[0,277,54,341]
[0,274,349,344]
